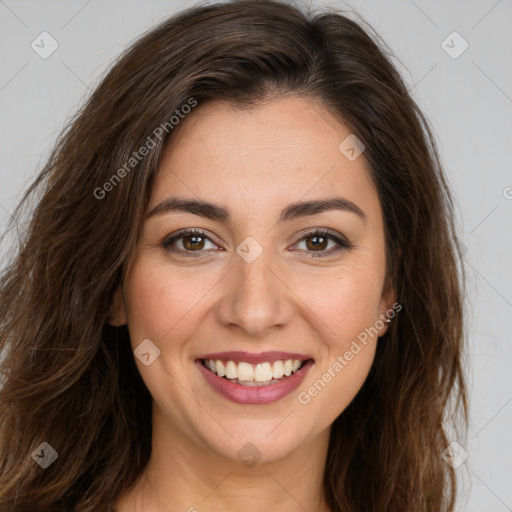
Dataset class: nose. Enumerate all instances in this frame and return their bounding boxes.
[215,243,295,338]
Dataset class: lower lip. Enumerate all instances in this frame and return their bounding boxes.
[195,359,314,405]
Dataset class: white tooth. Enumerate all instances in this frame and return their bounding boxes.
[283,359,293,376]
[225,360,237,379]
[272,360,284,379]
[254,362,273,382]
[208,359,216,372]
[291,360,301,373]
[237,361,254,381]
[216,360,225,377]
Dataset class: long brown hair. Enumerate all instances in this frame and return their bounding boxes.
[0,1,468,510]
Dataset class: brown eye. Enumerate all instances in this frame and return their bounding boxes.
[162,229,219,256]
[162,228,352,259]
[181,233,206,250]
[304,233,329,251]
[291,229,353,258]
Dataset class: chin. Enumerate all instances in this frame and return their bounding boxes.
[199,419,311,465]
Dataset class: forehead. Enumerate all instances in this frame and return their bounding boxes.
[149,96,380,223]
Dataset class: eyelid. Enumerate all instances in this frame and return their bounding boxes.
[293,227,351,245]
[289,228,353,257]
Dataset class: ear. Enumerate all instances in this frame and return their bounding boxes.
[107,285,128,326]
[377,247,402,337]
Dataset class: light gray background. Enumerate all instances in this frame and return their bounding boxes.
[1,1,511,510]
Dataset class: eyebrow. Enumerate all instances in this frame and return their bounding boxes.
[146,196,366,223]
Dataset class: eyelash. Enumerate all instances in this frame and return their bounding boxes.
[162,228,353,258]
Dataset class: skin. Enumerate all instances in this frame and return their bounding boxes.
[110,96,397,512]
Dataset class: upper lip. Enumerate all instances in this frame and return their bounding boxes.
[196,351,313,364]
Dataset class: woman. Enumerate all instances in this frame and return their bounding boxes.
[0,0,468,510]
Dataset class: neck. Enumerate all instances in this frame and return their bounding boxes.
[118,405,332,512]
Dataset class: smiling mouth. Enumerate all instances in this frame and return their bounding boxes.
[201,358,310,387]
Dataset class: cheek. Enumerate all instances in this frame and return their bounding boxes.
[308,341,377,425]
[291,263,383,415]
[296,264,385,351]
[124,254,217,345]
[296,274,380,422]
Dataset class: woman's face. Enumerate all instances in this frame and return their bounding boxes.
[111,96,396,462]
